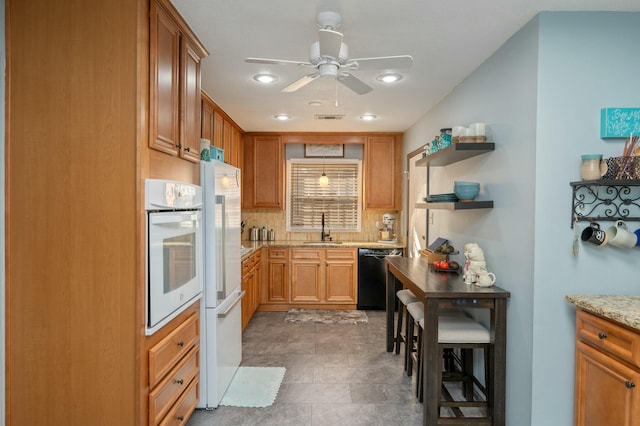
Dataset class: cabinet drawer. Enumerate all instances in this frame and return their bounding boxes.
[149,345,199,426]
[290,249,322,260]
[158,375,199,426]
[242,258,251,275]
[149,312,199,388]
[268,248,288,259]
[253,249,262,263]
[326,248,356,261]
[577,310,640,368]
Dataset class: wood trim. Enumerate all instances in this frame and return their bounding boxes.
[154,0,208,58]
[246,132,403,145]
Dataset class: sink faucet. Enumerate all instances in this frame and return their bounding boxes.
[321,213,331,241]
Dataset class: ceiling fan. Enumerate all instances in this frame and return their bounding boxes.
[245,11,414,95]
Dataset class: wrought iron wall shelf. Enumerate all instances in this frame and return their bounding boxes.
[570,180,640,228]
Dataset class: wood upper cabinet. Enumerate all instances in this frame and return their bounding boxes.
[201,92,243,168]
[364,135,403,210]
[574,309,640,426]
[243,135,284,209]
[150,0,207,162]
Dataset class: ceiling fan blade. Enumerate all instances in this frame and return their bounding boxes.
[318,29,343,58]
[349,55,414,70]
[338,73,372,95]
[245,57,311,66]
[281,73,319,92]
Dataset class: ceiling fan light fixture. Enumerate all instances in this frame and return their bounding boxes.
[254,73,278,84]
[274,114,290,121]
[360,114,377,121]
[377,73,403,83]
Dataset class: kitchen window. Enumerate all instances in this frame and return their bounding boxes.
[286,159,362,232]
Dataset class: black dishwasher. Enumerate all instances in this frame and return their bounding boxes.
[357,248,402,310]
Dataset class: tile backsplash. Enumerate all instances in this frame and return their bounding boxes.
[241,209,401,243]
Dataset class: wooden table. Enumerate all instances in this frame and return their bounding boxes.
[385,256,510,425]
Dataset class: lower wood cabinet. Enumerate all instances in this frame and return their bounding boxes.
[260,247,356,310]
[241,249,262,330]
[264,248,289,304]
[574,309,640,426]
[148,310,199,426]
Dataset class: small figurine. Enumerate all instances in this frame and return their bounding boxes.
[463,243,497,287]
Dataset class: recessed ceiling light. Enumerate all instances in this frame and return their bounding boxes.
[254,73,278,84]
[360,114,377,121]
[376,73,403,83]
[274,114,290,121]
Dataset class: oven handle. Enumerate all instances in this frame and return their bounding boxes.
[217,290,246,318]
[149,201,203,209]
[150,213,199,224]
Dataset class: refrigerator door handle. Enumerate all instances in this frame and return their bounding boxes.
[217,290,246,318]
[216,194,227,300]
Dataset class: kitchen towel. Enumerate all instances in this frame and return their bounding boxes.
[220,367,286,408]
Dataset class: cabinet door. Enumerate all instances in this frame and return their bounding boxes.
[253,261,262,312]
[325,249,357,303]
[290,249,323,303]
[200,96,214,144]
[575,340,640,426]
[242,136,283,209]
[365,136,400,209]
[212,111,224,150]
[223,119,233,165]
[267,260,288,303]
[180,37,201,163]
[149,2,180,155]
[231,125,242,168]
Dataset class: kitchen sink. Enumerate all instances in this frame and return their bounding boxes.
[303,241,343,246]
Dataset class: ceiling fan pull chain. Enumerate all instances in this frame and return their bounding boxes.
[335,78,339,107]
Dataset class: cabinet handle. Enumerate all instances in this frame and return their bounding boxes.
[598,332,608,340]
[176,144,183,149]
[625,381,635,389]
[176,379,184,385]
[185,147,191,152]
[177,415,185,421]
[177,340,185,347]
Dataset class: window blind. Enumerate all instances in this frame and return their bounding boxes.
[287,160,361,232]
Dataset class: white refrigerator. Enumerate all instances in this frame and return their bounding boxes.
[198,160,243,409]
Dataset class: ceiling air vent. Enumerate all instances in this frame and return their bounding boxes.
[315,114,345,121]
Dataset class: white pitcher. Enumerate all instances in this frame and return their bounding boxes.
[476,272,496,287]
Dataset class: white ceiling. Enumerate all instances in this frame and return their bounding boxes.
[172,0,639,133]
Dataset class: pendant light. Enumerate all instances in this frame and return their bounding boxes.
[319,153,329,187]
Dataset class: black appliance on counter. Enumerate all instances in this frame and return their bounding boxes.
[357,248,402,310]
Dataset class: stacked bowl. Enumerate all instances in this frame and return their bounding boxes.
[453,181,480,201]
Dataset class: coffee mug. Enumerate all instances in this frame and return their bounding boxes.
[581,222,607,247]
[476,272,496,287]
[606,220,637,248]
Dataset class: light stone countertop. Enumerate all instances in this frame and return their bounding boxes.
[566,295,640,330]
[241,240,405,260]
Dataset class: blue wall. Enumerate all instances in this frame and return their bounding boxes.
[404,12,640,426]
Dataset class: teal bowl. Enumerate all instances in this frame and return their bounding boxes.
[453,182,479,201]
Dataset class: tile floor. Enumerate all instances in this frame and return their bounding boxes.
[186,310,424,426]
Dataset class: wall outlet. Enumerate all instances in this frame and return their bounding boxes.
[429,212,434,224]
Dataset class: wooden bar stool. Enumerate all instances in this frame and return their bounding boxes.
[394,289,420,358]
[417,315,491,415]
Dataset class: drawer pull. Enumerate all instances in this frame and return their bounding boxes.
[626,381,636,389]
[177,415,185,421]
[176,379,184,385]
[177,341,185,347]
[598,332,608,340]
